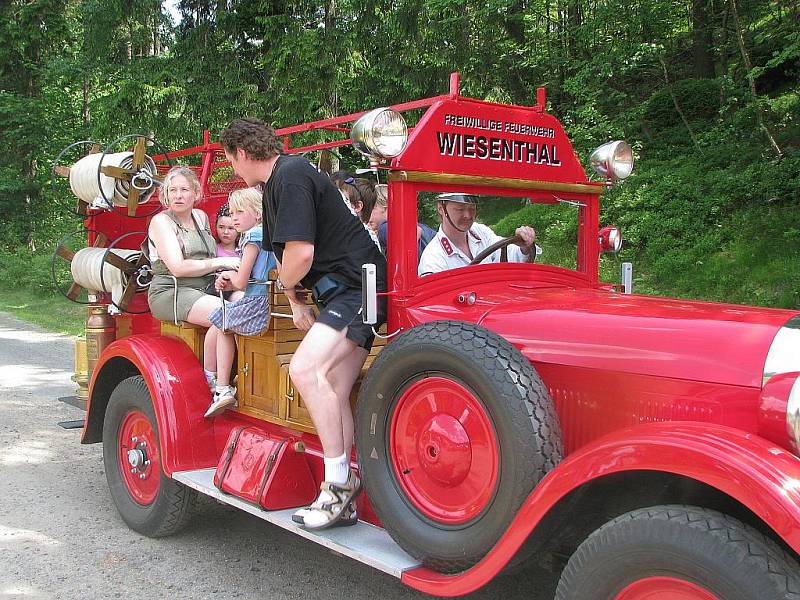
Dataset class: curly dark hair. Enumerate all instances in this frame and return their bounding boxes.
[219,117,283,160]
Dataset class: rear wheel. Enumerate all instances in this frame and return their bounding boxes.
[356,320,562,573]
[102,375,196,537]
[555,505,800,600]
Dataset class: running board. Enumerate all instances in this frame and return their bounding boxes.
[172,468,420,578]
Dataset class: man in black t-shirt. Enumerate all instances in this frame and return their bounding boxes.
[220,118,387,530]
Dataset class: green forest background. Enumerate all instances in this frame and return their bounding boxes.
[0,0,798,330]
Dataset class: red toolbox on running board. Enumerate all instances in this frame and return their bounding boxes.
[214,426,317,510]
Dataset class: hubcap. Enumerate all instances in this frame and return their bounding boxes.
[615,577,721,600]
[118,410,159,505]
[389,376,500,525]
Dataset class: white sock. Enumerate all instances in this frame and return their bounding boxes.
[324,453,349,485]
[204,369,216,385]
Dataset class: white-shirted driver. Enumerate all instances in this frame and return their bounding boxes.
[418,193,541,276]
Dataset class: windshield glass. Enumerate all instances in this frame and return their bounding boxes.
[410,192,578,277]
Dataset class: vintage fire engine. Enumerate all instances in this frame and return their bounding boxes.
[54,73,800,599]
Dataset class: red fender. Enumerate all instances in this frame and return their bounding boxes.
[402,422,800,596]
[82,334,217,475]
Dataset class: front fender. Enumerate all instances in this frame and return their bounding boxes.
[82,334,217,475]
[402,422,800,596]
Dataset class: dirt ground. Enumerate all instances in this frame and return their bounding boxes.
[0,311,558,600]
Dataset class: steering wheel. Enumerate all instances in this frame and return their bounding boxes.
[469,235,534,265]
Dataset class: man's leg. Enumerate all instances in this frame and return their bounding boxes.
[289,322,362,457]
[327,346,369,457]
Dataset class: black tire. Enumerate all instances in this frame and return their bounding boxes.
[555,504,800,600]
[102,375,196,537]
[356,320,563,573]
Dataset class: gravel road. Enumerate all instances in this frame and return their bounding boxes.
[0,311,558,600]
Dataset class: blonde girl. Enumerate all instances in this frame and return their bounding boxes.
[203,187,276,417]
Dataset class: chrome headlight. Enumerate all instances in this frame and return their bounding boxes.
[589,141,634,181]
[764,315,800,385]
[351,108,408,159]
[599,226,622,253]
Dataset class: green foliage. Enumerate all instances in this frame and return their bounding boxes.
[0,248,64,295]
[642,79,722,131]
[1,0,800,329]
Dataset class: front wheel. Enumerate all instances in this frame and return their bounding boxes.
[555,505,800,600]
[356,321,563,573]
[102,375,196,537]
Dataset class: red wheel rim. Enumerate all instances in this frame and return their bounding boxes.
[615,577,721,600]
[118,410,160,505]
[389,376,500,525]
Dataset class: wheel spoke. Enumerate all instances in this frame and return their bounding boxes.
[100,165,131,179]
[66,282,83,300]
[117,280,138,311]
[104,251,134,274]
[132,137,146,170]
[55,245,75,262]
[127,186,141,216]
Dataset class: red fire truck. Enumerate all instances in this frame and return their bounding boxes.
[56,73,800,599]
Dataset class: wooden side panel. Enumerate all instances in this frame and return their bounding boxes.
[280,357,316,433]
[238,337,281,417]
[160,321,206,362]
[232,273,388,434]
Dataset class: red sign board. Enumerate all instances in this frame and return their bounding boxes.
[394,99,588,184]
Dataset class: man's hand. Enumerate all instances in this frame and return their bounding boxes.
[515,226,537,254]
[290,302,316,331]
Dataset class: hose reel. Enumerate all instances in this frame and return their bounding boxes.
[52,134,172,217]
[51,230,152,313]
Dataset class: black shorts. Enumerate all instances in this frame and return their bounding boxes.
[315,288,386,351]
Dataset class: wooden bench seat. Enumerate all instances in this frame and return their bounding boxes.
[160,271,386,433]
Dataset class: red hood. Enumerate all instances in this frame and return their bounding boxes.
[410,288,797,389]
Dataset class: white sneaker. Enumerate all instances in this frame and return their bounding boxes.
[204,385,237,418]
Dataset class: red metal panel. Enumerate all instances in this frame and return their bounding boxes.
[401,422,800,596]
[538,362,759,453]
[85,335,218,474]
[393,99,588,184]
[404,286,797,389]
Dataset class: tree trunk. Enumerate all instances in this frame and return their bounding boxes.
[82,75,90,128]
[728,0,784,159]
[691,0,715,78]
[659,55,702,152]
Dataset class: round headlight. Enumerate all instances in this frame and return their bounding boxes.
[589,141,634,181]
[351,108,408,159]
[599,226,622,253]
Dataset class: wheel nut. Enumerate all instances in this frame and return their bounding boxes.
[144,460,151,466]
[132,436,137,442]
[139,474,146,479]
[131,467,136,474]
